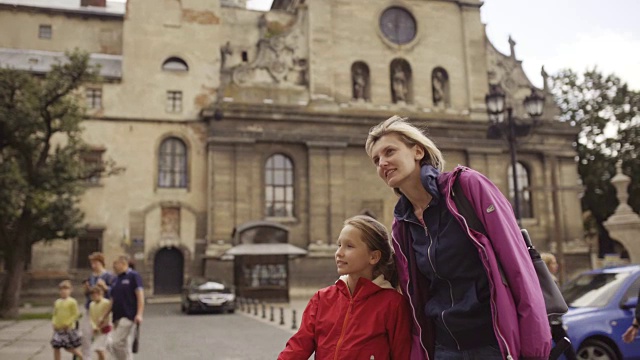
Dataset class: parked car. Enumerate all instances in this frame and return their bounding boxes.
[561,265,640,360]
[181,278,236,314]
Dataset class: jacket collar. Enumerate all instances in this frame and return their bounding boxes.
[393,164,441,221]
[336,275,392,299]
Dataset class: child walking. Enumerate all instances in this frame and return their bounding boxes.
[89,284,112,360]
[51,280,83,360]
[278,215,411,360]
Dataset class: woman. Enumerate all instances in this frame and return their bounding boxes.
[365,116,551,360]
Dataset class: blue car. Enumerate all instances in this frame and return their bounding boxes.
[561,265,640,360]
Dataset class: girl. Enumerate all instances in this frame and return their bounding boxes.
[366,116,551,360]
[89,284,112,360]
[51,280,83,360]
[278,215,411,360]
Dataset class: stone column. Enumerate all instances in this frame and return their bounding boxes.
[604,162,640,263]
[306,141,347,256]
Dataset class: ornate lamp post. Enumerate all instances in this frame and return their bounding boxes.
[485,84,545,222]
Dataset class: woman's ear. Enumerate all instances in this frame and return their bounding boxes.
[369,250,382,265]
[414,145,425,162]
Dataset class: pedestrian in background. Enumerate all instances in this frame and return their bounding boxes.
[81,252,115,360]
[103,255,144,360]
[278,215,411,360]
[51,280,83,360]
[541,252,577,360]
[622,284,640,343]
[89,284,112,360]
[366,116,551,360]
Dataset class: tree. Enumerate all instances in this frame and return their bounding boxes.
[0,50,119,318]
[551,69,640,257]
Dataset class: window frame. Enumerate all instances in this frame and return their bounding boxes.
[157,137,188,189]
[264,154,295,218]
[38,24,52,39]
[166,90,183,113]
[85,88,102,110]
[508,161,534,219]
[74,229,103,269]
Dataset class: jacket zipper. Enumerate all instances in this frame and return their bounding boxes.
[334,292,354,360]
[391,232,430,359]
[445,171,513,360]
[409,218,461,350]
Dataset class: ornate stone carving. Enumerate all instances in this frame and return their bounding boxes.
[230,11,308,87]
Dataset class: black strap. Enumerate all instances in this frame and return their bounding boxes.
[452,174,487,235]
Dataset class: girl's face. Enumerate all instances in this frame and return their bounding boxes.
[59,287,71,298]
[370,133,423,190]
[90,291,102,302]
[335,225,380,280]
[548,257,559,275]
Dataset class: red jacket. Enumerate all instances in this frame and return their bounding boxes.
[278,275,411,360]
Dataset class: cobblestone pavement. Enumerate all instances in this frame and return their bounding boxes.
[0,298,313,360]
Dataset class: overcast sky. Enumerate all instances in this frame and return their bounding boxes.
[246,0,640,90]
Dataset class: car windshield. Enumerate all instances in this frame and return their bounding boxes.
[190,279,230,293]
[562,271,631,308]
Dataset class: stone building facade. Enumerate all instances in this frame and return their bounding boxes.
[0,0,589,298]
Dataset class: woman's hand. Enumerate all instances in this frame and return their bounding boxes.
[622,325,638,343]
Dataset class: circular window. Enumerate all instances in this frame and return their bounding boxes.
[379,7,417,45]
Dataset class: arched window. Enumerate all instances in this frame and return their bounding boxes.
[265,154,294,217]
[158,137,188,188]
[508,162,533,218]
[390,58,412,104]
[162,57,189,71]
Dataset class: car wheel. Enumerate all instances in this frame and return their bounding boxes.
[577,339,618,360]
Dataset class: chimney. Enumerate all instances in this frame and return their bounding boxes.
[81,0,107,7]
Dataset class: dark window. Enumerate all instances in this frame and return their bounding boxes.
[81,149,104,185]
[379,7,416,45]
[39,24,52,39]
[86,88,102,109]
[265,154,294,217]
[158,137,188,188]
[161,57,189,71]
[166,91,182,113]
[508,162,533,218]
[241,51,248,62]
[76,229,103,269]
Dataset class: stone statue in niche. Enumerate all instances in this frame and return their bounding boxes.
[392,65,408,103]
[432,69,448,108]
[220,41,233,71]
[352,66,368,101]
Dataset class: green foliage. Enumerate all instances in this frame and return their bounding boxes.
[0,50,112,251]
[551,69,640,254]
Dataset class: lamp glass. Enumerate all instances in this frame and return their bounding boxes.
[524,91,545,117]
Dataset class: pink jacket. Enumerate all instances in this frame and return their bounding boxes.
[391,166,551,360]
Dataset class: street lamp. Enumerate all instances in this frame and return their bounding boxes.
[485,84,545,222]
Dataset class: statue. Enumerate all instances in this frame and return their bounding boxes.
[352,66,367,101]
[432,69,448,107]
[220,41,233,71]
[508,35,516,59]
[541,65,549,91]
[392,65,408,103]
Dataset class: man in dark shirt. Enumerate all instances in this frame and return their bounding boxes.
[103,255,144,360]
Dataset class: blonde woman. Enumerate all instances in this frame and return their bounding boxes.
[366,116,551,360]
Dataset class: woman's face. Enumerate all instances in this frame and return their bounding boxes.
[370,133,423,189]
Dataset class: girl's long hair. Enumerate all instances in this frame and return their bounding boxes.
[343,215,398,288]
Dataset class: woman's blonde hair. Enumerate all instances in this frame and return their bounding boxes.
[343,215,398,288]
[540,252,557,268]
[365,115,444,172]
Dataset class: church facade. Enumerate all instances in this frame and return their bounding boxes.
[0,0,589,298]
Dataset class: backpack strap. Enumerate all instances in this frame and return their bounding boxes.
[452,174,486,235]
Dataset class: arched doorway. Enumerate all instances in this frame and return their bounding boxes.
[153,247,184,295]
